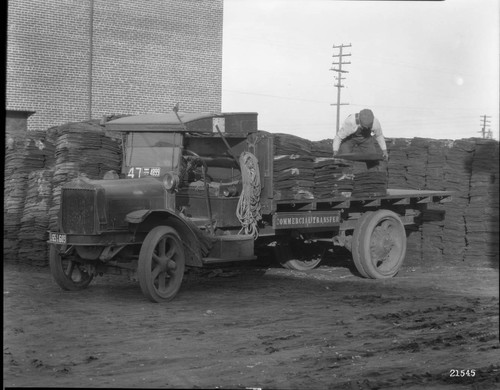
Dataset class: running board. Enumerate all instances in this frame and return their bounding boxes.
[202,256,257,264]
[205,234,255,261]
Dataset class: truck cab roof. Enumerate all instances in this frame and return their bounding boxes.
[105,112,258,135]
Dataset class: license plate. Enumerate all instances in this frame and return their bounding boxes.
[49,232,67,244]
[126,167,161,178]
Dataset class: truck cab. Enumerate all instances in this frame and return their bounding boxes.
[108,111,260,231]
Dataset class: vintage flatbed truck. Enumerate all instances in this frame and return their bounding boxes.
[48,111,452,302]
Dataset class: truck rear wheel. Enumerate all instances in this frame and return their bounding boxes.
[275,239,323,271]
[351,211,373,278]
[49,245,94,290]
[351,210,406,279]
[282,258,322,271]
[138,226,186,302]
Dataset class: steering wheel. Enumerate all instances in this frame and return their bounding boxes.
[183,149,210,181]
[183,149,201,159]
[183,149,207,167]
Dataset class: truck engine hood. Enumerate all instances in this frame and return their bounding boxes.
[61,176,166,233]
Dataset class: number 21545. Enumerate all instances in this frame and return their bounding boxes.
[450,369,475,377]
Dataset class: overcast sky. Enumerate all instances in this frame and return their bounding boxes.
[221,0,499,141]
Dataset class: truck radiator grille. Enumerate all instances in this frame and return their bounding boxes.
[61,188,96,234]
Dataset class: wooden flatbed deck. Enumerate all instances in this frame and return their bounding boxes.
[273,189,453,211]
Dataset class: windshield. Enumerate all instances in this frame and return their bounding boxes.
[125,132,183,170]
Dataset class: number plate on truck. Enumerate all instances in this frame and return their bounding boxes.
[127,167,161,178]
[273,211,341,229]
[48,233,67,244]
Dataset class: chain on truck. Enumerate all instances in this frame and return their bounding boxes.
[47,109,453,302]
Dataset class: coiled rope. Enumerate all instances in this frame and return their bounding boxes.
[236,152,262,238]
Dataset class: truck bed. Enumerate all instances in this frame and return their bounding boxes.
[273,188,453,211]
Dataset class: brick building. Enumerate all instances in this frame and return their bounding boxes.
[6,0,223,132]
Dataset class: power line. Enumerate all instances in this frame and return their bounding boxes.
[222,89,329,104]
[225,30,498,84]
[224,85,498,113]
[349,102,498,113]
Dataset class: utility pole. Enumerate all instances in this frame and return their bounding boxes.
[330,44,351,133]
[479,115,491,138]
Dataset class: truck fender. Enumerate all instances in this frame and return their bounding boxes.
[125,209,212,267]
[126,209,154,224]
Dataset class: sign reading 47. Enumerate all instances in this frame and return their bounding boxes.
[127,167,161,178]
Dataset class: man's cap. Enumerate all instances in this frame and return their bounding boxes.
[359,109,374,129]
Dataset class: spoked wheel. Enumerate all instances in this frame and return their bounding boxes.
[352,210,407,278]
[275,238,324,271]
[49,245,94,290]
[138,226,186,302]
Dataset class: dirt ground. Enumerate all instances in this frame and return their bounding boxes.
[3,254,499,389]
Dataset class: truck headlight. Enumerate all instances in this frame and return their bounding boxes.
[162,172,180,192]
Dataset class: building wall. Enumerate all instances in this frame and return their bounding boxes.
[6,0,223,132]
[5,110,36,136]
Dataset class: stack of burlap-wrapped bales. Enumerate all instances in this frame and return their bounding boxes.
[47,120,122,231]
[273,133,357,200]
[312,138,355,198]
[386,137,499,267]
[311,138,333,158]
[405,138,429,190]
[386,138,411,188]
[17,169,55,266]
[418,140,452,264]
[426,139,451,191]
[272,134,315,200]
[386,137,467,264]
[4,131,55,263]
[351,171,387,197]
[463,139,499,264]
[311,138,351,198]
[313,157,354,198]
[440,139,475,263]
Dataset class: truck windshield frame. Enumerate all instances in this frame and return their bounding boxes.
[125,132,183,170]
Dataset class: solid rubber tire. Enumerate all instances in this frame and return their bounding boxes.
[49,245,94,291]
[138,226,185,302]
[282,258,323,271]
[351,211,374,278]
[352,210,406,279]
[277,240,323,271]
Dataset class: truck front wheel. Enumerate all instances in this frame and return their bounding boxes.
[351,210,407,279]
[138,226,186,302]
[49,245,94,290]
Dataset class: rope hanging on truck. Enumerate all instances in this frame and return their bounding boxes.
[236,152,262,238]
